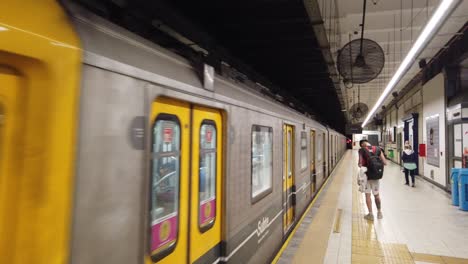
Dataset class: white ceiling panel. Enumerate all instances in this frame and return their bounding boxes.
[320,0,468,124]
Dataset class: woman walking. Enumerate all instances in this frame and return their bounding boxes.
[401,145,417,187]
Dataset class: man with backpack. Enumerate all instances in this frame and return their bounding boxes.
[358,139,387,221]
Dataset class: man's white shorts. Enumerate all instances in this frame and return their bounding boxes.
[365,180,380,195]
[358,167,367,193]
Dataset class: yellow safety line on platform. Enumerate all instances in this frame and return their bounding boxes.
[351,168,468,264]
[411,252,468,264]
[333,209,343,233]
[273,152,350,264]
[274,152,468,264]
[351,167,414,263]
[271,154,349,264]
[271,173,333,264]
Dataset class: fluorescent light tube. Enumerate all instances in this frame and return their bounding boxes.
[362,0,460,127]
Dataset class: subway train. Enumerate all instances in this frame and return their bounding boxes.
[0,1,346,264]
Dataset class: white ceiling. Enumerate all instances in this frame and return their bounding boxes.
[320,0,468,123]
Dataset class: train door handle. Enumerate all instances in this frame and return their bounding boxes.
[311,170,316,181]
[291,185,297,206]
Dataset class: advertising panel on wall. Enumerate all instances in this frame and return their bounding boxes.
[426,115,440,167]
[387,128,395,143]
[463,124,468,156]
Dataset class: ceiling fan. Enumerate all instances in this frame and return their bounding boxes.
[337,0,385,85]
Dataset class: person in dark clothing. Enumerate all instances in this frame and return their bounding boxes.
[401,145,417,187]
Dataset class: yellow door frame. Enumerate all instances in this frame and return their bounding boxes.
[189,105,222,263]
[310,130,316,194]
[148,97,191,264]
[323,133,326,177]
[148,97,223,264]
[0,2,81,263]
[282,124,295,233]
[0,70,22,263]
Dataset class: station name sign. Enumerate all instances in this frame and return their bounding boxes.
[345,124,363,134]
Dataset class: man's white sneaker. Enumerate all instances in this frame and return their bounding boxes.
[377,211,383,219]
[364,214,374,221]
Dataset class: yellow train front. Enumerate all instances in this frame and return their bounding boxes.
[0,1,346,263]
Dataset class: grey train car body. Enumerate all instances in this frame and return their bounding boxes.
[67,4,347,264]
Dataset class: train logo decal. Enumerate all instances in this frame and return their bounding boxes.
[256,216,271,244]
[257,216,270,236]
[151,214,178,253]
[159,220,171,241]
[200,198,216,227]
[204,202,211,218]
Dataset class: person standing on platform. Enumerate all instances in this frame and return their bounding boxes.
[401,145,417,187]
[404,140,410,148]
[358,139,387,221]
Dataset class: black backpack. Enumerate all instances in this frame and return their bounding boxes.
[365,147,384,180]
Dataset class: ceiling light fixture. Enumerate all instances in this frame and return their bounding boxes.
[361,0,460,128]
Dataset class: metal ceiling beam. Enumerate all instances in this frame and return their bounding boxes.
[227,35,318,44]
[303,0,349,119]
[221,17,313,27]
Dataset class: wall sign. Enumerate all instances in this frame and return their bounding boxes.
[345,124,362,134]
[463,124,468,153]
[426,116,439,167]
[419,144,426,157]
[130,116,146,150]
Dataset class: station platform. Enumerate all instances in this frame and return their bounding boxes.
[274,150,468,264]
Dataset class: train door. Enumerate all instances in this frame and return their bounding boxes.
[149,98,222,264]
[310,130,316,194]
[335,136,338,164]
[323,133,326,177]
[316,132,323,182]
[333,136,336,166]
[330,135,333,169]
[0,70,22,262]
[283,124,295,233]
[189,106,222,263]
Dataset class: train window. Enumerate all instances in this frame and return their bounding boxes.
[251,125,273,201]
[300,132,307,170]
[199,121,217,231]
[150,115,181,258]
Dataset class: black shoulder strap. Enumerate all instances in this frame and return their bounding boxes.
[374,146,381,156]
[362,148,372,159]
